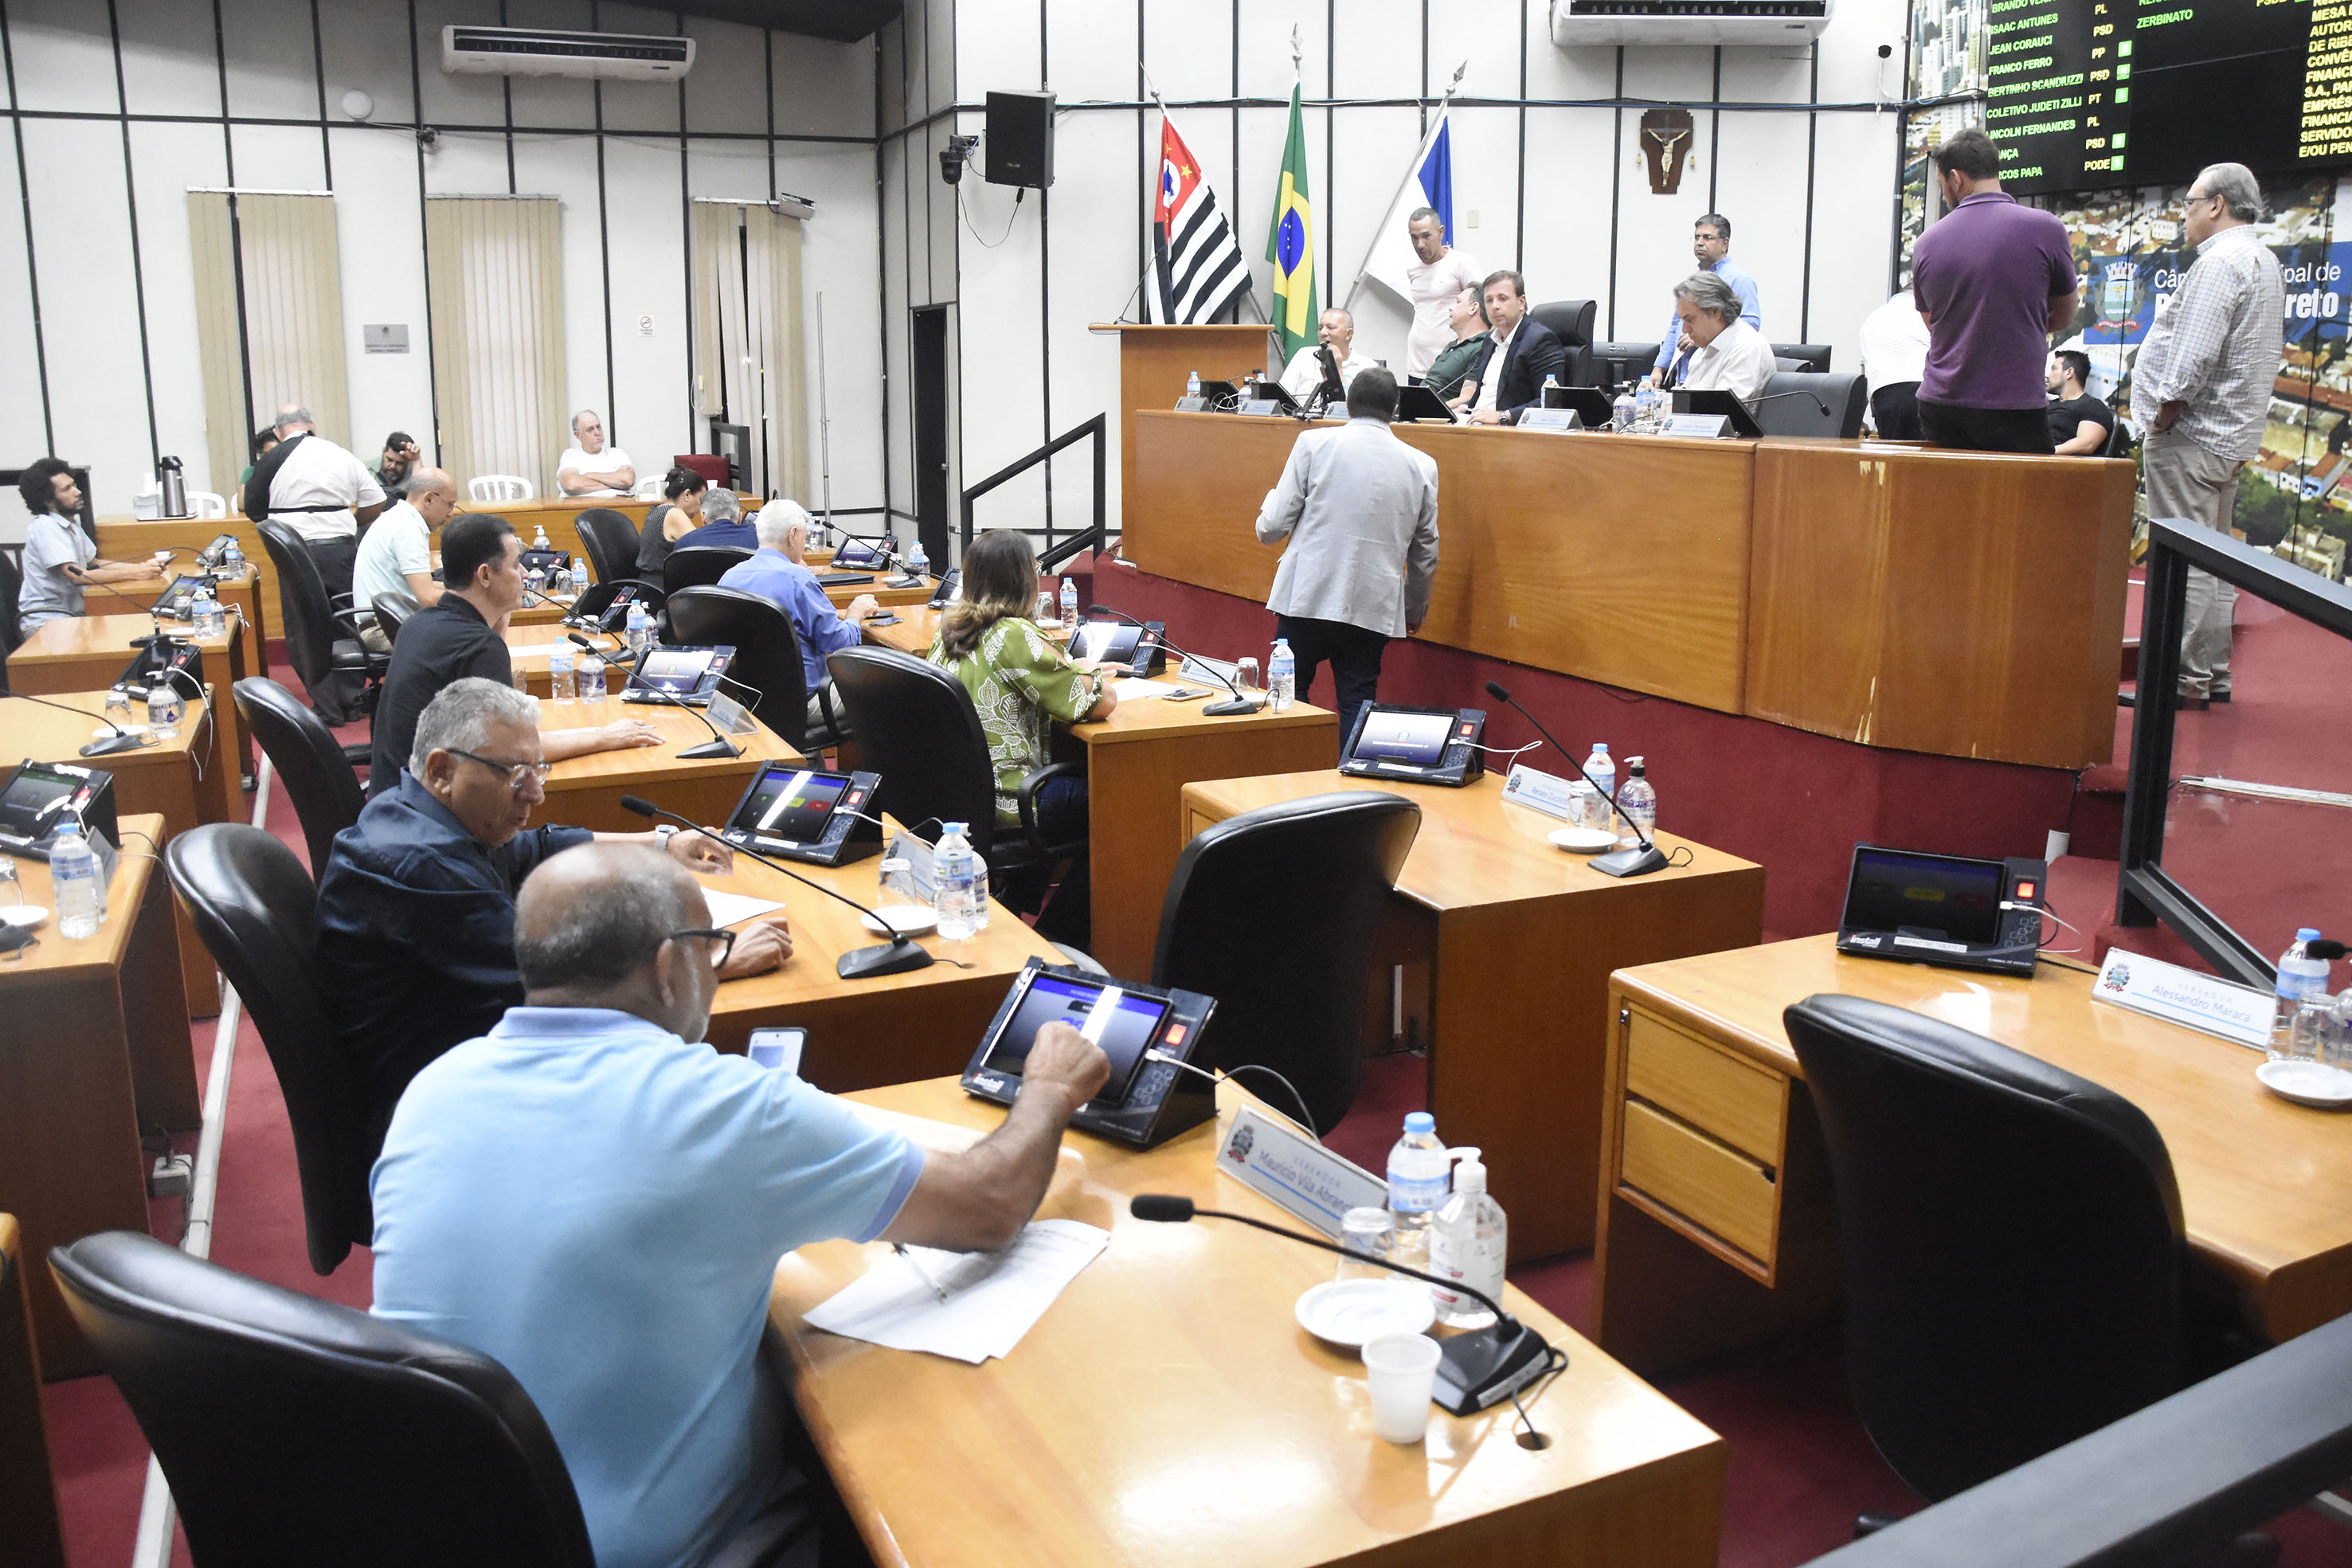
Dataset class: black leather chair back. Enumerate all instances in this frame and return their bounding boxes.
[1785,993,2187,1503]
[663,545,753,596]
[1153,792,1419,1133]
[0,545,23,663]
[255,518,341,698]
[233,678,364,875]
[1758,371,1869,439]
[665,585,812,751]
[370,595,413,646]
[1583,341,1661,391]
[164,823,372,1274]
[824,645,1004,861]
[573,507,639,585]
[1771,342,1833,373]
[1528,299,1597,387]
[49,1230,593,1568]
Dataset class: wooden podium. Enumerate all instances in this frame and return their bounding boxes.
[1094,323,1270,530]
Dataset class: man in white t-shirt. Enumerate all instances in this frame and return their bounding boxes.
[1277,308,1372,405]
[244,405,387,600]
[558,410,636,497]
[352,467,456,653]
[1401,208,1481,381]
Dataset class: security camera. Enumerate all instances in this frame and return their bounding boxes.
[1877,42,1893,57]
[417,125,440,149]
[940,135,980,186]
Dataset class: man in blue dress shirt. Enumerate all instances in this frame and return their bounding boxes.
[372,839,1110,1568]
[1651,213,1762,387]
[672,487,760,553]
[718,501,879,738]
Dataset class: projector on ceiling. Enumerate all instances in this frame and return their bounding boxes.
[441,25,695,83]
[1549,0,1832,47]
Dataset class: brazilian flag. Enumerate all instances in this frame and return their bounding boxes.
[1266,79,1317,365]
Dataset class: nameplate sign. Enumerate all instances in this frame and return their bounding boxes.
[1662,412,1732,439]
[1173,394,1209,413]
[1217,1107,1386,1238]
[882,831,936,905]
[1500,763,1579,822]
[1238,398,1285,417]
[703,690,757,737]
[2092,949,2273,1050]
[1516,408,1583,433]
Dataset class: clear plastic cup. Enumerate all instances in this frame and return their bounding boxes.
[1336,1207,1393,1284]
[1363,1332,1442,1444]
[1235,656,1262,697]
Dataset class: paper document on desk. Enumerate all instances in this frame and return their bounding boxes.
[505,643,569,659]
[1113,678,1181,700]
[699,888,786,929]
[804,1218,1108,1363]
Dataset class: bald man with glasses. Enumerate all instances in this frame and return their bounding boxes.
[316,677,792,1155]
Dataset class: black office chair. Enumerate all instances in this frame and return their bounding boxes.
[1771,342,1834,373]
[255,518,385,725]
[1583,341,1662,390]
[370,594,413,647]
[1757,371,1869,439]
[1152,793,1419,1133]
[1528,298,1598,387]
[0,544,23,667]
[665,585,844,754]
[2103,416,2137,459]
[165,823,372,1274]
[1785,994,2194,1507]
[663,545,753,596]
[233,678,365,874]
[49,1230,594,1568]
[573,507,640,586]
[824,645,1083,909]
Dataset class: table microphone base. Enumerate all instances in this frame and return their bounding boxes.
[677,737,743,760]
[1591,842,1669,879]
[1202,697,1265,716]
[79,733,147,758]
[837,939,933,980]
[1433,1319,1555,1415]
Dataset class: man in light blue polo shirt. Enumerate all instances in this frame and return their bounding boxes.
[370,841,1108,1568]
[718,501,879,738]
[1651,213,1762,387]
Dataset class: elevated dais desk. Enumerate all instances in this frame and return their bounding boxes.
[770,1076,1725,1568]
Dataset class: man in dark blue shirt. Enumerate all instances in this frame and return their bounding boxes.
[318,677,792,1152]
[718,501,879,737]
[671,487,759,553]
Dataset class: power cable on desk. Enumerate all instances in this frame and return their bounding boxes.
[1144,1049,1320,1140]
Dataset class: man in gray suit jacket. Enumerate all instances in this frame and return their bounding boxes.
[1253,368,1442,740]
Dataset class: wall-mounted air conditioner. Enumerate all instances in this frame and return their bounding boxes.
[441,26,695,83]
[1549,0,1832,47]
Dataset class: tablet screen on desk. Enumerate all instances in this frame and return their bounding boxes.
[982,973,1169,1104]
[1349,710,1454,768]
[1843,847,2003,945]
[1073,622,1142,665]
[637,646,722,694]
[0,763,78,841]
[730,765,853,845]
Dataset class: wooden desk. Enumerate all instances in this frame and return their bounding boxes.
[106,562,268,675]
[1593,935,2352,1374]
[536,695,802,833]
[701,851,1063,1084]
[770,1076,1725,1568]
[0,815,198,1377]
[0,687,231,1012]
[7,612,255,801]
[1182,772,1763,1259]
[0,1215,65,1567]
[1099,321,1276,532]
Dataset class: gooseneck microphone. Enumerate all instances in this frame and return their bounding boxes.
[619,794,932,980]
[1482,680,1668,878]
[1751,388,1833,416]
[1085,604,1263,716]
[1129,1195,1559,1417]
[3,691,150,757]
[572,634,742,761]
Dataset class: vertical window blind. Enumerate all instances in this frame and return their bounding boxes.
[692,200,808,503]
[186,191,349,498]
[425,196,565,502]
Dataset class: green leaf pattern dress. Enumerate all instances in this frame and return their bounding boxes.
[928,616,1106,828]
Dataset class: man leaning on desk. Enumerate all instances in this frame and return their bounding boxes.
[370,839,1111,1568]
[14,459,152,635]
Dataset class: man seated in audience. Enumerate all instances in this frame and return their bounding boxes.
[1277,307,1371,404]
[2045,349,2115,456]
[557,409,636,497]
[374,431,421,498]
[1460,270,1566,426]
[370,839,1108,1568]
[14,459,151,635]
[638,465,710,577]
[1423,286,1489,405]
[243,404,385,603]
[321,682,792,1155]
[717,500,879,737]
[671,485,757,553]
[366,513,663,796]
[350,465,454,653]
[1668,271,1779,412]
[237,425,277,489]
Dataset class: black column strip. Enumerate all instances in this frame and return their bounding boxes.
[1039,0,1053,538]
[1606,47,1622,339]
[592,1,616,429]
[1802,42,1818,341]
[499,0,515,192]
[1,1,49,453]
[1324,0,1334,308]
[1516,0,1528,268]
[310,0,331,187]
[107,0,158,469]
[410,0,440,460]
[216,0,256,448]
[676,8,695,448]
[1707,46,1720,213]
[872,28,891,526]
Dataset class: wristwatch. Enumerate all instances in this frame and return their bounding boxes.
[654,823,679,843]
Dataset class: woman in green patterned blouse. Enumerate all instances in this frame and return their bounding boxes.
[927,530,1117,944]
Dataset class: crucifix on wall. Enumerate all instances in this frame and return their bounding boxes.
[1639,108,1696,196]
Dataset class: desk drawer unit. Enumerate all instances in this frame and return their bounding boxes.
[1616,1007,1791,1281]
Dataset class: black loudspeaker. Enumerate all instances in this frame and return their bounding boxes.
[985,90,1055,189]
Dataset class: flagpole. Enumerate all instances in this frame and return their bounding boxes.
[1341,60,1468,314]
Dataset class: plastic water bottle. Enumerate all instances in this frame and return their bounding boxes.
[578,646,606,700]
[1430,1147,1506,1328]
[933,823,980,940]
[548,646,576,703]
[147,682,182,740]
[1268,638,1296,711]
[1634,381,1660,432]
[1386,1112,1450,1274]
[968,842,990,930]
[2272,929,2334,1057]
[532,524,551,551]
[908,538,929,582]
[51,827,101,940]
[1580,743,1615,835]
[190,582,220,638]
[1617,757,1656,848]
[626,600,652,655]
[222,536,243,573]
[1613,387,1638,432]
[1059,577,1079,633]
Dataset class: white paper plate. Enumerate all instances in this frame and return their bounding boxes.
[1293,1279,1436,1349]
[861,904,939,937]
[2256,1059,2352,1109]
[0,905,49,929]
[1547,827,1618,854]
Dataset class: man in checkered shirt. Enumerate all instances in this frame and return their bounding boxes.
[2131,162,2285,706]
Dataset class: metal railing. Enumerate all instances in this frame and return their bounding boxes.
[2117,518,2352,986]
[959,413,1107,574]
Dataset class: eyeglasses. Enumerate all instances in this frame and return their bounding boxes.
[447,749,555,790]
[670,928,736,969]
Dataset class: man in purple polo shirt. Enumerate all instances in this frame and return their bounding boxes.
[1909,128,2078,453]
